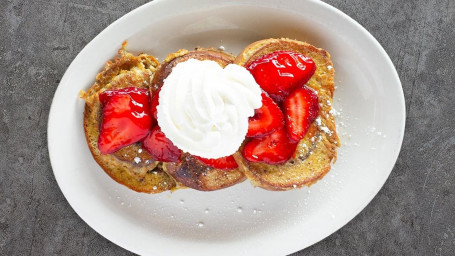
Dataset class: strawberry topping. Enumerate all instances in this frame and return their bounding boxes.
[247,93,284,137]
[99,87,150,106]
[143,126,181,162]
[247,50,316,102]
[284,87,319,142]
[195,155,238,170]
[98,90,152,154]
[96,50,319,166]
[242,128,298,164]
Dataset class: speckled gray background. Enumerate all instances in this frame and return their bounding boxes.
[1,0,454,255]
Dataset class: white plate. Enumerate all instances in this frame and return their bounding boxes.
[48,0,405,255]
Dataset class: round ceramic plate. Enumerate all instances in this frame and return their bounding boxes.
[48,0,405,255]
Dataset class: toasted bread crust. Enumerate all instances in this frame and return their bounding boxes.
[164,154,246,191]
[234,38,340,190]
[154,48,246,191]
[82,43,176,193]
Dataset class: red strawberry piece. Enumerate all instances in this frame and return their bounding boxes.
[142,126,181,162]
[247,93,284,137]
[194,155,238,170]
[98,94,153,154]
[284,87,319,142]
[150,88,161,120]
[247,51,316,102]
[242,128,297,164]
[99,87,150,106]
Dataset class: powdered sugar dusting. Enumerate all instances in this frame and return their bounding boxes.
[314,116,333,136]
[134,157,141,164]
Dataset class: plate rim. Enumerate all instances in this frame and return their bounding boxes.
[47,0,406,255]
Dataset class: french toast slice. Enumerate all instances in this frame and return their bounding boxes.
[234,38,340,190]
[81,43,176,193]
[153,48,246,191]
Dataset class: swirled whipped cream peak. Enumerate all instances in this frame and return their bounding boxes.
[156,59,262,159]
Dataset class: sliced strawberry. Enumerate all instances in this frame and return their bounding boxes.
[247,51,316,102]
[247,93,284,137]
[242,128,297,164]
[99,87,149,106]
[284,87,319,142]
[143,126,180,162]
[150,88,161,120]
[98,94,152,154]
[194,155,238,170]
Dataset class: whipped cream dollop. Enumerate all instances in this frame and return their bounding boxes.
[157,59,262,159]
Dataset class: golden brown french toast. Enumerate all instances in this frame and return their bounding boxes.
[234,38,340,190]
[153,48,247,191]
[81,43,176,193]
[164,153,246,191]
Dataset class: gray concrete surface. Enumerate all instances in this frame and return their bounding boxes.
[1,0,454,255]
